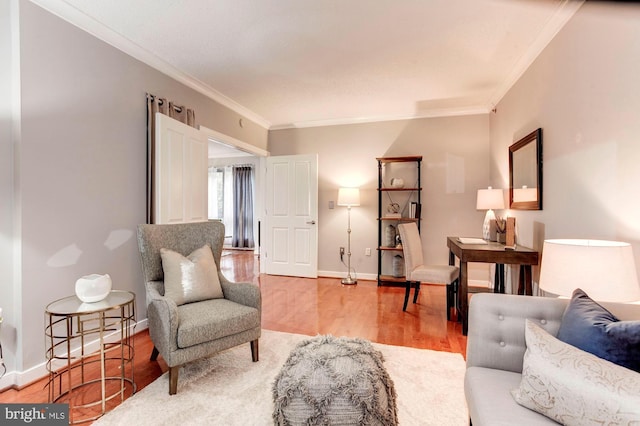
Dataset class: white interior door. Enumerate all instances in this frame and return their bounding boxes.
[265,154,318,278]
[154,113,207,224]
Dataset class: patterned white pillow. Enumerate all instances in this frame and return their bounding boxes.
[160,244,223,305]
[512,320,640,425]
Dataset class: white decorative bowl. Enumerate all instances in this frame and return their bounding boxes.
[75,274,112,303]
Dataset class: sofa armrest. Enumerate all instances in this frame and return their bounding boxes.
[466,293,567,373]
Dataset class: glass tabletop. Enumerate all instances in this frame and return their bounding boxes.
[45,290,135,315]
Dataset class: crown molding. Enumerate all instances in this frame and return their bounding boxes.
[269,105,491,130]
[487,0,584,109]
[29,0,272,130]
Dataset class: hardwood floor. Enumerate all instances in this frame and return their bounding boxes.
[0,250,467,422]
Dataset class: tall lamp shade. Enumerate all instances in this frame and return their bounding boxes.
[337,187,360,285]
[476,187,504,240]
[337,187,360,207]
[539,239,640,302]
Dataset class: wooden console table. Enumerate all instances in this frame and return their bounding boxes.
[447,237,539,335]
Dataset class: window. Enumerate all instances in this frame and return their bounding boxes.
[208,166,233,242]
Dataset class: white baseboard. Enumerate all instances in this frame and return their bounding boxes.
[318,271,378,281]
[0,319,148,391]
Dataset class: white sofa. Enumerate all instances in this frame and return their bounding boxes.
[464,293,640,425]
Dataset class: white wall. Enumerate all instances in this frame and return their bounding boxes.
[1,1,268,387]
[489,1,640,288]
[0,0,17,376]
[268,115,491,281]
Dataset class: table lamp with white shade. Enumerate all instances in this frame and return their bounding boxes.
[476,187,505,240]
[539,239,640,302]
[337,187,360,285]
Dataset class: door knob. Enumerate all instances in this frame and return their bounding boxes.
[307,220,316,225]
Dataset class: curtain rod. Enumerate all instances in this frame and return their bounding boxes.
[147,93,183,113]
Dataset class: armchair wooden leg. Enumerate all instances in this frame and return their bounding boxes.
[413,282,421,304]
[403,281,411,311]
[169,366,179,395]
[251,339,259,362]
[150,346,159,361]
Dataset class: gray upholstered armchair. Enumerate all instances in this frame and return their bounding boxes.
[137,221,261,395]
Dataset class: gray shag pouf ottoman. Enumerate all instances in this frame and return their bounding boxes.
[272,335,398,425]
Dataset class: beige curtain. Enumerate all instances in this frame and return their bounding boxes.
[146,93,196,223]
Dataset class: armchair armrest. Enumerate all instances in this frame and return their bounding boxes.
[146,281,180,354]
[220,276,262,311]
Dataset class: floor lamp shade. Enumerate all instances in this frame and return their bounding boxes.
[337,188,360,207]
[539,239,640,302]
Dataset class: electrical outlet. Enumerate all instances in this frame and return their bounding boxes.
[365,248,371,256]
[339,247,345,256]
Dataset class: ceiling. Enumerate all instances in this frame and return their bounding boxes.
[36,0,582,129]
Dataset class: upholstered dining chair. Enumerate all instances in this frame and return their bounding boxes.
[137,221,261,395]
[397,222,459,320]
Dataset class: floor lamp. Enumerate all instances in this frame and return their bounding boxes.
[338,187,360,285]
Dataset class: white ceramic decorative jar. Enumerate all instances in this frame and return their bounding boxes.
[75,274,112,303]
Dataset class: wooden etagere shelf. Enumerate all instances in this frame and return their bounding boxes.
[376,156,422,286]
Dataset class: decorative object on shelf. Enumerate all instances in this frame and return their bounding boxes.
[476,187,504,240]
[505,217,516,246]
[539,239,640,302]
[385,224,397,248]
[75,273,112,303]
[338,187,361,285]
[385,202,401,218]
[392,255,404,278]
[390,178,404,188]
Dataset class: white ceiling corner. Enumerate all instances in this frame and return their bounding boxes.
[30,0,584,130]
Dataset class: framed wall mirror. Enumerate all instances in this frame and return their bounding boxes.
[509,128,542,210]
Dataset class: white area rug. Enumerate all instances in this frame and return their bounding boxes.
[95,330,468,425]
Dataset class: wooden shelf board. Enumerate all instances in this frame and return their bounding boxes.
[378,187,421,192]
[376,156,423,163]
[378,246,403,251]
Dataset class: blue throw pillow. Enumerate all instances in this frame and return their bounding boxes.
[557,288,640,372]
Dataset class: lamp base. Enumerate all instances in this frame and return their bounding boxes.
[341,277,357,285]
[483,209,496,240]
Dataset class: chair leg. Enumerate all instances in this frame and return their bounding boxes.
[403,281,411,311]
[250,339,259,362]
[413,281,420,304]
[169,366,179,395]
[446,279,459,322]
[446,284,453,321]
[150,346,159,361]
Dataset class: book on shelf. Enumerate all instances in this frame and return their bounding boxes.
[409,202,421,219]
[384,213,401,218]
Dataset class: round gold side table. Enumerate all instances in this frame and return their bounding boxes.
[45,290,136,424]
